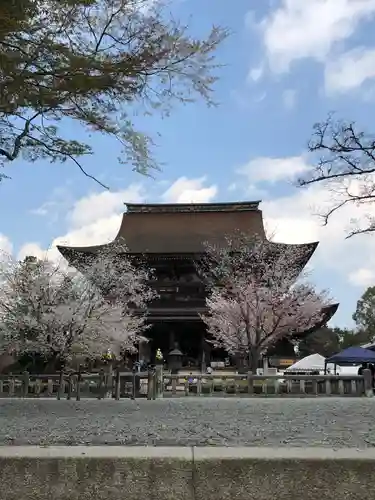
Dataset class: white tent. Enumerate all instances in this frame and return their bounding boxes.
[361,341,375,349]
[285,354,326,373]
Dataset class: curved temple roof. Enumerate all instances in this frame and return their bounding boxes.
[293,303,339,340]
[58,201,318,266]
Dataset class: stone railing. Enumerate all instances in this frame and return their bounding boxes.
[0,369,372,399]
[161,371,372,397]
[0,369,155,400]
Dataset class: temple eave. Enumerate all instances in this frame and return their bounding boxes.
[57,240,319,262]
[291,303,339,340]
[57,242,115,256]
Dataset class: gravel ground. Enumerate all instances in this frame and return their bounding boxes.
[0,397,375,447]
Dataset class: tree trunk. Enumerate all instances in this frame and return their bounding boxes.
[247,348,260,374]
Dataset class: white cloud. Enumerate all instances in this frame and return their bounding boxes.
[261,185,374,284]
[17,177,218,264]
[56,214,124,248]
[349,268,375,286]
[248,65,264,83]
[253,0,375,73]
[68,184,145,228]
[237,156,310,184]
[17,243,48,261]
[18,184,147,264]
[0,234,13,255]
[325,46,375,93]
[161,176,217,203]
[30,186,75,222]
[261,185,334,244]
[282,89,297,109]
[234,155,375,288]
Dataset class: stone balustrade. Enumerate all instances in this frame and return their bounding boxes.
[0,368,373,399]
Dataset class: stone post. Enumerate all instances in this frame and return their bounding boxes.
[22,371,29,398]
[131,365,136,400]
[147,366,156,400]
[57,370,64,400]
[76,366,82,401]
[262,356,269,374]
[47,378,53,397]
[155,363,164,399]
[98,369,105,400]
[67,374,73,400]
[114,368,121,400]
[363,368,373,397]
[106,363,113,399]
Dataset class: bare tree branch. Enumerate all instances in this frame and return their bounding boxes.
[298,113,375,238]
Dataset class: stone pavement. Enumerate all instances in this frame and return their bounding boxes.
[0,397,374,447]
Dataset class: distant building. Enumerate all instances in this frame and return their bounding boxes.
[58,201,338,369]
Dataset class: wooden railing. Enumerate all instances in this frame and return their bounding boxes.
[0,370,372,399]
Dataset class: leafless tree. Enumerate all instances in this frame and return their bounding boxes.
[298,113,375,237]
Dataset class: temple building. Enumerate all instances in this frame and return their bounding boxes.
[58,201,338,369]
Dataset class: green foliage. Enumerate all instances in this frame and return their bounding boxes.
[0,0,227,186]
[338,328,373,349]
[353,286,375,339]
[297,326,341,358]
[298,325,374,358]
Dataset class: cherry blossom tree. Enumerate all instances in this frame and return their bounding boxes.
[199,233,331,372]
[0,242,156,370]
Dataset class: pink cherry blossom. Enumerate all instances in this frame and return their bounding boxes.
[200,232,331,372]
[0,242,156,367]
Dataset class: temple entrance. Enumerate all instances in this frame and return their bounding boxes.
[146,320,206,368]
[143,320,234,369]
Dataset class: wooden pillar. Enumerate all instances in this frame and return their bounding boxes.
[169,330,175,351]
[201,334,207,372]
[138,340,149,363]
[203,335,212,367]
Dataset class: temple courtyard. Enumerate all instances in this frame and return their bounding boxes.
[1,398,374,448]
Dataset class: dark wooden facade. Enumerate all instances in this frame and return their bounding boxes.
[58,201,338,368]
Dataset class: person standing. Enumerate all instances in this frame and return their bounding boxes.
[358,363,367,376]
[368,363,375,388]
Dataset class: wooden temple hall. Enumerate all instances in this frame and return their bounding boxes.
[58,201,338,370]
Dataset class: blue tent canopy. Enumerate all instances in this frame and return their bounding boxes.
[326,346,375,365]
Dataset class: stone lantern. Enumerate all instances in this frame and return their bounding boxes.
[155,348,164,365]
[168,343,183,374]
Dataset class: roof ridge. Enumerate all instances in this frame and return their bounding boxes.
[124,201,261,214]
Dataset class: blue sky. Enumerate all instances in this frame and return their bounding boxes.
[2,0,375,328]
